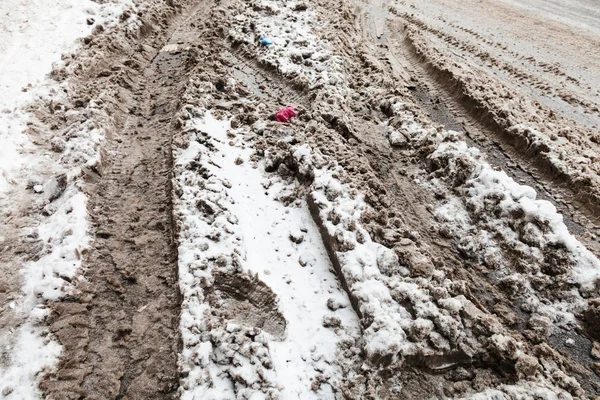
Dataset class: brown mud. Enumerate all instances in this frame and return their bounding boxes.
[37,0,209,398]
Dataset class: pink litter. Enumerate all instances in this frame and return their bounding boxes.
[276,106,297,123]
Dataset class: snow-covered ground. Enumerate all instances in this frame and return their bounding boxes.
[174,108,361,399]
[0,0,130,397]
[0,0,128,194]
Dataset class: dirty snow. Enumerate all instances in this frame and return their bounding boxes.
[229,0,347,91]
[0,0,132,397]
[2,0,600,396]
[0,0,130,194]
[381,96,600,346]
[174,108,360,398]
[227,0,585,394]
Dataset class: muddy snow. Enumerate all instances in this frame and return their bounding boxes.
[2,0,600,398]
[174,110,361,398]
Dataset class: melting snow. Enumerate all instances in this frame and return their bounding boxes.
[175,111,360,399]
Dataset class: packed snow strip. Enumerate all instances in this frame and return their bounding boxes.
[290,147,474,363]
[0,1,134,397]
[174,108,280,398]
[173,100,361,397]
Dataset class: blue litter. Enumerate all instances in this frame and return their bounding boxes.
[260,36,273,46]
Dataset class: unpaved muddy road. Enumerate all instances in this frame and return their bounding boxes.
[3,0,600,398]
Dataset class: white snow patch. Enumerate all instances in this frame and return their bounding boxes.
[175,111,359,399]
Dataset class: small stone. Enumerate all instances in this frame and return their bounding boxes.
[299,254,315,267]
[234,157,243,165]
[407,251,434,277]
[86,17,95,25]
[399,238,413,246]
[322,315,341,328]
[216,255,228,267]
[293,3,308,11]
[591,341,600,360]
[565,338,575,347]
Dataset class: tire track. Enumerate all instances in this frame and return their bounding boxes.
[360,13,600,259]
[38,1,211,398]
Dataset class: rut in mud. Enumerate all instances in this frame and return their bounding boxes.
[39,2,206,398]
[385,0,600,234]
